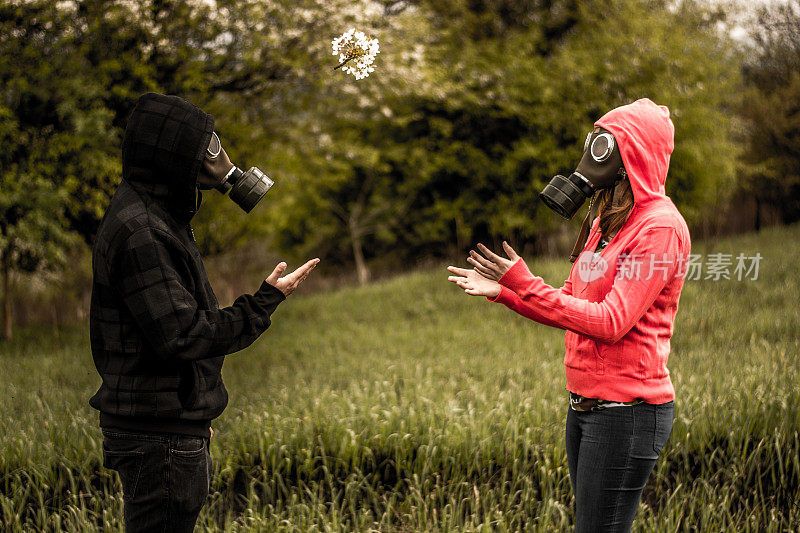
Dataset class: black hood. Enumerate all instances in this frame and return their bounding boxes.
[121,92,214,222]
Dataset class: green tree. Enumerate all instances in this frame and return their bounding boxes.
[0,1,124,337]
[0,0,748,299]
[740,0,800,226]
[541,0,741,234]
[263,0,742,280]
[238,0,432,282]
[0,107,75,340]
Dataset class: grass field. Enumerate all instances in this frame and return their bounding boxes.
[1,224,799,532]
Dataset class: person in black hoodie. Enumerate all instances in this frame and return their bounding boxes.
[90,92,319,532]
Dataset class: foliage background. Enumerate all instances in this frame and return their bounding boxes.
[4,0,791,303]
[0,4,796,313]
[1,1,799,530]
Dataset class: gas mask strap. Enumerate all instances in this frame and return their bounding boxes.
[607,183,616,214]
[568,193,600,264]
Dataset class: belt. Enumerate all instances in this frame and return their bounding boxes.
[569,391,643,412]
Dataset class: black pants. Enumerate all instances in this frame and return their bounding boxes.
[101,429,212,533]
[565,401,674,533]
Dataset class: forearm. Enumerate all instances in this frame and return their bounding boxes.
[491,236,678,345]
[464,230,680,344]
[488,286,567,330]
[210,281,286,355]
[157,281,286,360]
[501,272,625,344]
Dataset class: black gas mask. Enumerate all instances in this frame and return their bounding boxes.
[198,132,274,213]
[540,127,628,263]
[540,127,625,220]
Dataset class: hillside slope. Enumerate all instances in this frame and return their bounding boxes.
[1,224,799,531]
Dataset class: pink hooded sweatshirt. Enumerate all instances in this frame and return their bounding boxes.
[489,98,691,404]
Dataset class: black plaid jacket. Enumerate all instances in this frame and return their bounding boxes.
[89,93,285,437]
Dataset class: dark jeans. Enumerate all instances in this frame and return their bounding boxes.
[565,400,674,533]
[102,429,212,533]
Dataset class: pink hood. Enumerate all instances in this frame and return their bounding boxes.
[595,98,674,207]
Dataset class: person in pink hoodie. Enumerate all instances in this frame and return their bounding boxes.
[448,99,691,532]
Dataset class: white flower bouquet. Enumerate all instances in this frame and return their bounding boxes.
[332,28,380,80]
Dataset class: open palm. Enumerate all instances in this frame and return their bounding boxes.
[467,241,520,281]
[447,266,501,298]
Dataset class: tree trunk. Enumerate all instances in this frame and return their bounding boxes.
[754,195,761,232]
[349,218,370,285]
[454,215,466,257]
[2,245,11,341]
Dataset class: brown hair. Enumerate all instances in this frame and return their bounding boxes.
[594,175,634,238]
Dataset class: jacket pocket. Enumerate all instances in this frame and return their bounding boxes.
[102,440,146,502]
[564,333,604,374]
[178,361,202,410]
[178,358,227,415]
[653,401,675,454]
[169,438,211,515]
[592,338,604,375]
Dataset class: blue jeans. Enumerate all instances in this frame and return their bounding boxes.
[101,429,212,532]
[565,401,674,532]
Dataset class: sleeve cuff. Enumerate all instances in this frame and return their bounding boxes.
[253,280,286,313]
[486,285,517,305]
[498,258,535,293]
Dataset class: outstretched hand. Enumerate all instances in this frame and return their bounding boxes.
[447,266,502,298]
[266,258,320,296]
[467,241,520,281]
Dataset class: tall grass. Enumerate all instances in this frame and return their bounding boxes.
[1,224,799,531]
